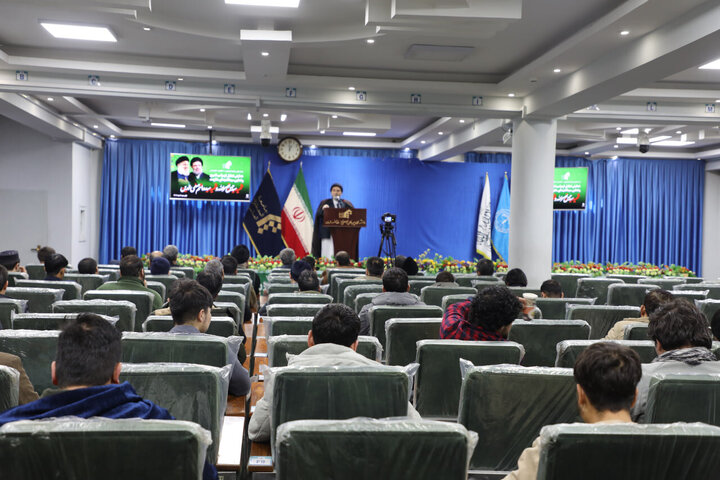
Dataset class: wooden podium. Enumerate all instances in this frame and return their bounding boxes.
[322,208,367,259]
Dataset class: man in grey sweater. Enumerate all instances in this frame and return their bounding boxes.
[358,267,424,335]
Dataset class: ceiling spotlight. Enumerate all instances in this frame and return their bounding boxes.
[584,151,590,155]
[438,131,444,135]
[280,114,287,122]
[263,113,269,117]
[332,115,338,119]
[320,130,326,134]
[348,86,356,91]
[200,108,206,112]
[93,124,99,129]
[613,144,619,148]
[47,97,54,101]
[207,126,213,129]
[611,155,618,160]
[151,122,186,128]
[143,27,151,31]
[459,119,466,123]
[247,113,252,121]
[508,93,515,97]
[310,145,317,149]
[342,131,377,137]
[716,99,720,103]
[553,68,561,73]
[615,127,622,131]
[676,130,682,134]
[366,39,375,44]
[110,134,116,139]
[420,140,426,144]
[620,30,630,36]
[177,77,184,81]
[261,51,270,57]
[211,140,218,145]
[403,147,410,152]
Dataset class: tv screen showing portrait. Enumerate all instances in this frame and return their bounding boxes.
[169,153,251,202]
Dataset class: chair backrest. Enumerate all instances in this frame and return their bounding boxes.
[638,277,686,290]
[0,365,19,412]
[11,312,118,331]
[0,330,59,393]
[671,276,704,284]
[605,274,647,284]
[267,293,332,305]
[142,315,238,337]
[535,423,720,480]
[420,286,477,308]
[408,279,436,295]
[508,320,591,367]
[354,292,382,313]
[119,363,227,462]
[169,269,187,279]
[550,273,590,298]
[575,277,624,304]
[567,305,641,339]
[456,275,499,287]
[5,287,64,313]
[0,299,26,330]
[266,303,326,318]
[675,283,720,300]
[441,293,475,310]
[215,290,246,316]
[0,418,211,479]
[334,277,381,303]
[144,281,166,301]
[52,299,137,332]
[24,264,46,280]
[222,274,251,286]
[507,286,543,297]
[84,290,154,331]
[211,302,241,328]
[6,272,28,287]
[170,266,195,279]
[458,364,578,471]
[645,373,720,425]
[121,332,228,368]
[267,283,299,295]
[385,318,442,366]
[607,283,660,307]
[534,298,595,320]
[369,305,444,349]
[144,274,178,295]
[325,269,366,295]
[270,366,410,451]
[62,274,109,294]
[415,339,525,419]
[697,299,720,322]
[343,284,383,309]
[671,290,709,302]
[555,339,657,367]
[623,322,649,340]
[13,280,81,301]
[267,335,382,367]
[97,269,120,281]
[263,317,314,338]
[275,419,476,480]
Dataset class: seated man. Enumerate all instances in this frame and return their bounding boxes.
[440,285,521,340]
[504,342,641,480]
[504,268,527,287]
[277,248,296,270]
[712,310,720,341]
[432,270,458,287]
[0,313,217,480]
[358,268,424,335]
[162,245,179,266]
[36,246,56,264]
[0,250,26,273]
[248,303,420,441]
[290,260,312,282]
[321,250,354,285]
[121,246,137,258]
[230,244,259,296]
[604,289,673,340]
[149,256,171,276]
[77,257,98,275]
[43,254,68,281]
[221,254,258,318]
[168,279,250,396]
[356,256,384,281]
[540,279,563,298]
[632,299,719,421]
[297,269,321,293]
[0,352,38,404]
[0,265,9,300]
[476,258,495,276]
[301,255,316,271]
[97,255,163,310]
[398,257,419,276]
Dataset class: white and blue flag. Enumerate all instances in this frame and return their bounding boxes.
[492,174,510,262]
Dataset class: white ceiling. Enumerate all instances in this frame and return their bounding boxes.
[1,0,720,160]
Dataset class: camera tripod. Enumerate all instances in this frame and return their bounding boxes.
[378,222,397,265]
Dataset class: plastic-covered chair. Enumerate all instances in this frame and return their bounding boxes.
[458,364,578,472]
[671,290,709,303]
[368,305,443,349]
[63,274,110,294]
[52,299,137,332]
[623,322,649,340]
[215,291,246,315]
[645,373,720,426]
[605,274,647,284]
[535,423,720,480]
[344,284,383,309]
[0,330,59,393]
[550,273,590,298]
[420,286,477,308]
[275,418,477,480]
[212,302,242,328]
[415,340,525,419]
[441,294,474,310]
[144,274,178,295]
[675,283,720,300]
[172,266,196,279]
[334,278,382,303]
[121,331,236,368]
[11,312,118,331]
[507,286,543,297]
[144,281,166,301]
[534,298,595,319]
[456,275,499,288]
[84,290,154,331]
[263,317,314,338]
[638,277,686,290]
[409,280,435,296]
[575,277,625,304]
[6,272,28,287]
[607,283,660,307]
[0,365,19,412]
[267,293,332,305]
[267,284,299,295]
[5,287,64,313]
[354,292,382,313]
[23,264,46,280]
[0,299,27,330]
[555,339,657,367]
[142,315,237,337]
[508,320,591,367]
[0,418,211,480]
[696,299,720,323]
[267,335,382,367]
[119,363,229,462]
[385,318,442,366]
[13,280,82,301]
[266,303,326,318]
[97,269,120,281]
[567,305,641,339]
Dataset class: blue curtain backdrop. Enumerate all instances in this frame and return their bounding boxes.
[99,140,704,274]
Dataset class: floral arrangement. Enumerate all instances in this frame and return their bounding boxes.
[552,261,696,277]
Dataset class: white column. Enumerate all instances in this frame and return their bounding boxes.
[508,118,557,288]
[702,166,720,280]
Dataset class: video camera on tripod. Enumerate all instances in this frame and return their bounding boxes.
[378,212,397,261]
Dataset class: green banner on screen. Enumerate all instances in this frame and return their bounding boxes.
[553,167,588,210]
[170,154,251,202]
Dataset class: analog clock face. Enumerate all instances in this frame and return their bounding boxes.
[278,137,302,162]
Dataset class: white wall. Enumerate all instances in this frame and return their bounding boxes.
[0,116,102,267]
[703,166,720,280]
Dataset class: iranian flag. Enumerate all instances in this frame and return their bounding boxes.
[281,166,314,257]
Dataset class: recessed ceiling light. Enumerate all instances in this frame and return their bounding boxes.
[200,108,206,112]
[553,68,561,73]
[342,131,376,137]
[616,127,621,131]
[47,97,54,102]
[207,126,213,130]
[211,140,218,145]
[280,114,287,122]
[611,155,618,160]
[332,115,338,119]
[151,122,186,128]
[177,77,184,81]
[508,93,515,97]
[40,22,117,42]
[310,145,317,149]
[438,131,444,135]
[403,147,410,152]
[110,135,116,139]
[320,130,325,134]
[93,124,99,129]
[250,125,279,134]
[263,113,269,117]
[225,0,300,7]
[613,144,619,148]
[584,151,590,155]
[620,30,630,36]
[261,51,270,57]
[366,39,375,44]
[420,140,426,144]
[621,128,638,135]
[716,99,720,103]
[459,119,466,123]
[348,86,356,91]
[143,27,151,31]
[676,130,682,134]
[247,113,252,121]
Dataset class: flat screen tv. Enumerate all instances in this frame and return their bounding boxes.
[169,153,251,202]
[553,167,588,211]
